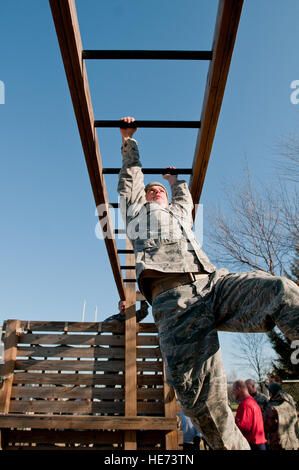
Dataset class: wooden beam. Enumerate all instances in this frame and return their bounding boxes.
[189,0,244,210]
[0,320,21,414]
[49,0,125,299]
[124,237,137,450]
[0,414,177,431]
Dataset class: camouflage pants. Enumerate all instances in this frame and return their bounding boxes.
[152,269,299,450]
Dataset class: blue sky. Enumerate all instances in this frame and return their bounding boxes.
[0,0,298,379]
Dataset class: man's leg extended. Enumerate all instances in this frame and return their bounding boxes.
[152,280,250,450]
[213,270,299,340]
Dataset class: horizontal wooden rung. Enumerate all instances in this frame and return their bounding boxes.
[95,120,201,128]
[83,49,212,60]
[103,168,192,175]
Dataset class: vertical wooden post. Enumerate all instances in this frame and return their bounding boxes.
[124,237,137,450]
[0,320,21,414]
[163,364,179,450]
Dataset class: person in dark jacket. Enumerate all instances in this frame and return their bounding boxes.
[263,382,299,450]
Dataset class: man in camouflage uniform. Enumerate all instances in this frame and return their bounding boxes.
[245,379,269,413]
[117,116,299,450]
[263,382,299,450]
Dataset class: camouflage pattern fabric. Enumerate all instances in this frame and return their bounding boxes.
[264,391,299,450]
[252,392,269,413]
[152,269,299,450]
[118,138,216,282]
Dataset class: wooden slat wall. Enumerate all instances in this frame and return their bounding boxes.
[7,321,127,416]
[0,319,179,449]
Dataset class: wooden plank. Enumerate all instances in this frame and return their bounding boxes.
[14,359,125,372]
[137,361,163,372]
[49,0,125,299]
[0,414,177,431]
[16,345,125,359]
[163,363,179,450]
[13,372,125,386]
[15,321,125,333]
[11,385,125,400]
[137,323,158,333]
[18,334,125,346]
[124,237,137,450]
[136,348,161,358]
[9,400,125,415]
[137,389,164,400]
[17,344,159,359]
[137,402,164,415]
[136,335,159,346]
[190,0,244,210]
[137,375,163,386]
[0,319,21,414]
[7,400,164,417]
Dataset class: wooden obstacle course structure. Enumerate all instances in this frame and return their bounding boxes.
[0,319,180,450]
[0,0,244,451]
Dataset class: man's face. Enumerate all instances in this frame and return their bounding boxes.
[119,301,126,316]
[146,185,168,208]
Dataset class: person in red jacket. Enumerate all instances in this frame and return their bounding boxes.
[233,380,267,450]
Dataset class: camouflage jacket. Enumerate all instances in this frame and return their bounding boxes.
[117,138,216,285]
[263,391,299,450]
[252,392,268,412]
[103,300,149,323]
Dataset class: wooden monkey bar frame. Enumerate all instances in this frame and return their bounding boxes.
[0,0,245,452]
[49,0,243,296]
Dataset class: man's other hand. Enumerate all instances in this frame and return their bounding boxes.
[163,166,178,185]
[120,116,138,141]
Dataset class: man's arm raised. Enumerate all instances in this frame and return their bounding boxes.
[163,167,193,223]
[117,117,146,210]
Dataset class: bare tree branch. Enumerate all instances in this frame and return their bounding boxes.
[206,167,291,275]
[230,333,274,382]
